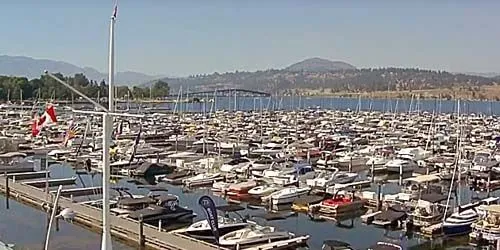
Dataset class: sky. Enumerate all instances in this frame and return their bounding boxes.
[0,0,499,76]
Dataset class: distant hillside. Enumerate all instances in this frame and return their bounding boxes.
[147,67,497,97]
[285,57,356,72]
[0,55,160,86]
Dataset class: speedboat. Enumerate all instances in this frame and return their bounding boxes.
[184,216,250,239]
[263,186,311,205]
[385,159,417,173]
[310,193,365,215]
[248,184,281,198]
[182,172,223,187]
[218,224,293,247]
[220,158,252,173]
[306,168,357,188]
[226,180,258,197]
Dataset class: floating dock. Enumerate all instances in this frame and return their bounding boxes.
[0,175,222,250]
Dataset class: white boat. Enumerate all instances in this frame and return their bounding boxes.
[248,185,281,197]
[306,168,358,188]
[264,186,311,205]
[385,159,417,173]
[336,154,367,167]
[220,158,252,173]
[365,156,390,166]
[184,216,250,239]
[218,224,293,247]
[182,173,223,187]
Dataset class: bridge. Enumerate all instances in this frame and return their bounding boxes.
[170,88,271,98]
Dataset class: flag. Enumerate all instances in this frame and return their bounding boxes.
[31,104,57,137]
[63,122,78,147]
[198,196,219,244]
[112,4,118,19]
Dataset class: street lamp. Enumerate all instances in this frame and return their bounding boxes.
[44,71,143,250]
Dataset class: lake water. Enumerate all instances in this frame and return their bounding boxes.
[165,96,500,115]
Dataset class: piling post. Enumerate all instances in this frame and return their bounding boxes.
[487,170,491,196]
[376,183,382,211]
[371,162,375,182]
[4,172,9,209]
[349,156,352,173]
[399,165,403,186]
[138,214,145,249]
[158,219,162,232]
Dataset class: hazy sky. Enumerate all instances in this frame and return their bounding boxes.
[1,0,499,76]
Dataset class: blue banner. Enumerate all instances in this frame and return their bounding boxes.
[198,195,219,243]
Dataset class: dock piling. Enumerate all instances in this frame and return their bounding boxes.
[399,165,403,186]
[158,219,162,232]
[376,183,381,211]
[370,162,375,182]
[4,172,9,209]
[139,214,145,249]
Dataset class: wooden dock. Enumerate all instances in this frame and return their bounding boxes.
[0,176,222,250]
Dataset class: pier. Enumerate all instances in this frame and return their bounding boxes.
[0,175,221,250]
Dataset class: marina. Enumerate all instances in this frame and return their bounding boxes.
[2,97,500,249]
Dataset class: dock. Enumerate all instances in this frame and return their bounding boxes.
[50,186,103,198]
[21,177,77,188]
[0,175,222,250]
[7,171,50,181]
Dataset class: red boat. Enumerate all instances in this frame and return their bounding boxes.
[310,194,366,215]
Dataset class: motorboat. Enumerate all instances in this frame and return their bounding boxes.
[406,193,451,228]
[365,155,390,166]
[444,197,500,236]
[226,180,258,197]
[220,157,252,173]
[184,204,250,239]
[385,158,417,173]
[263,186,311,205]
[310,193,365,216]
[248,184,281,198]
[272,163,315,185]
[470,204,500,244]
[182,172,223,187]
[184,216,250,239]
[367,242,402,250]
[218,224,293,247]
[306,168,357,189]
[321,240,354,250]
[335,154,368,168]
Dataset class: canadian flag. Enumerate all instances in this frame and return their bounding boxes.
[32,104,58,137]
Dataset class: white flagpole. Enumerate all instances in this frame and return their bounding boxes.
[101,3,117,250]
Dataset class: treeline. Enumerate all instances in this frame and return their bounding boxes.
[155,68,497,94]
[0,73,169,100]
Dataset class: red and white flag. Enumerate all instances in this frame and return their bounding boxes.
[32,104,58,137]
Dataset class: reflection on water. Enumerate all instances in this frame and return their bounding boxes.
[0,196,132,250]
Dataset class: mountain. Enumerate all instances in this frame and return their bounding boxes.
[285,57,356,72]
[0,55,159,86]
[460,72,500,78]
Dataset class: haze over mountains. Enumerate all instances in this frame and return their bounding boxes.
[0,55,161,85]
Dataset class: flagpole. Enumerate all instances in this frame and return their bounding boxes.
[102,3,117,250]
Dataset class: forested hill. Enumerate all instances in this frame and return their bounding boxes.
[148,68,497,95]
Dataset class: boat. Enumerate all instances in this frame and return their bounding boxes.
[218,224,293,247]
[184,205,250,239]
[406,193,451,229]
[182,172,223,187]
[367,241,402,250]
[220,157,252,173]
[226,180,258,197]
[443,209,478,236]
[263,186,311,205]
[470,204,500,245]
[385,158,418,173]
[248,184,281,198]
[127,195,196,226]
[306,168,358,189]
[321,240,354,250]
[309,192,365,216]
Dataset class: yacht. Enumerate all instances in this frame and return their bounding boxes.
[306,168,358,189]
[218,224,293,247]
[184,216,250,239]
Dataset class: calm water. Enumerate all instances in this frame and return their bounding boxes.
[165,96,500,115]
[8,164,486,250]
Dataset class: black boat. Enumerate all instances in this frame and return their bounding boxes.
[322,240,354,250]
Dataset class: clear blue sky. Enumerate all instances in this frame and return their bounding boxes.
[1,0,499,76]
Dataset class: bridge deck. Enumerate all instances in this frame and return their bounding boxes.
[0,176,221,250]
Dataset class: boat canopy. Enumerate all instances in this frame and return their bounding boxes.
[404,174,440,184]
[481,204,500,214]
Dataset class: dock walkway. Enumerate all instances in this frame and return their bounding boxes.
[0,176,221,250]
